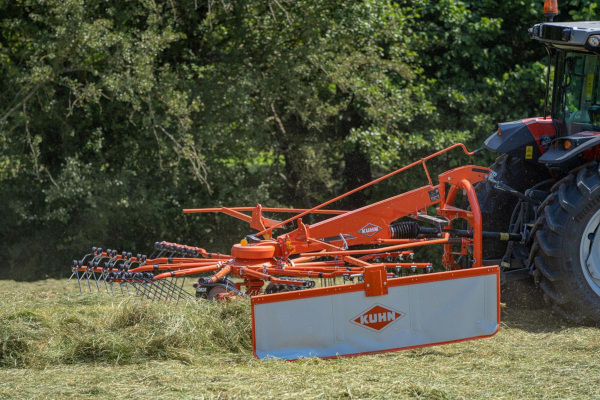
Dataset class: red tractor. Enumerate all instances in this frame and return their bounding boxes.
[478,0,600,323]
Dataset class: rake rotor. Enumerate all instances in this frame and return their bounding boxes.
[69,143,509,302]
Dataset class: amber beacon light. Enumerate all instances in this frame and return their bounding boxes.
[543,0,559,20]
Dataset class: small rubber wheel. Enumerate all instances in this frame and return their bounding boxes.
[207,286,229,300]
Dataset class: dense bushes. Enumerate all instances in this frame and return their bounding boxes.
[1,0,598,279]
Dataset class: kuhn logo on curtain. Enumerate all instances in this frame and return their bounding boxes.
[350,304,405,332]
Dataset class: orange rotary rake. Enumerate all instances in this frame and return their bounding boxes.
[70,144,506,359]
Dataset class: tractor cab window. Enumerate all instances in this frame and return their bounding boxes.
[553,52,600,134]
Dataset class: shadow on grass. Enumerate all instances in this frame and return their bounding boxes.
[499,304,596,333]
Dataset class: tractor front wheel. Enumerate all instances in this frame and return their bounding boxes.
[532,162,600,324]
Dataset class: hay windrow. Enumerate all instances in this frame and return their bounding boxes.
[0,280,252,367]
[0,279,599,399]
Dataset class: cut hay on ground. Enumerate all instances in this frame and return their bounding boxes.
[0,280,598,399]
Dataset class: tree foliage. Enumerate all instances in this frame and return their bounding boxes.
[1,0,598,279]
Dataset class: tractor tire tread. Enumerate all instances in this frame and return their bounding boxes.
[533,161,600,324]
[533,255,561,282]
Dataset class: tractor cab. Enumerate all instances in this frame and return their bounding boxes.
[484,21,600,169]
[532,22,600,135]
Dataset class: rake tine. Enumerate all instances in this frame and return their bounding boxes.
[129,275,148,298]
[122,276,135,296]
[175,277,183,305]
[164,279,178,301]
[90,268,101,292]
[178,277,187,305]
[157,278,176,302]
[100,269,109,293]
[77,266,88,292]
[124,279,131,295]
[139,277,161,301]
[132,278,153,300]
[152,278,179,302]
[131,277,152,299]
[108,275,115,295]
[140,278,160,301]
[180,276,192,298]
[152,280,175,302]
[118,277,125,296]
[75,267,82,293]
[147,279,169,302]
[145,280,164,301]
[168,276,193,300]
[161,278,190,302]
[83,267,93,292]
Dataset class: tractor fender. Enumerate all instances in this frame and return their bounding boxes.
[539,133,600,165]
[484,118,556,162]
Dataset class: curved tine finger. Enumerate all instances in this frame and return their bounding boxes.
[75,267,82,293]
[132,277,153,300]
[162,278,193,301]
[158,278,178,300]
[90,268,101,292]
[148,278,175,302]
[155,279,178,302]
[118,279,125,296]
[139,278,160,301]
[135,276,154,300]
[100,269,109,293]
[166,277,191,300]
[142,275,167,301]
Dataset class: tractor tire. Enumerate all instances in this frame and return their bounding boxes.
[476,154,552,260]
[531,162,600,324]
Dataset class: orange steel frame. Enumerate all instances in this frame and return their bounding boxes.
[173,143,492,297]
[72,143,495,300]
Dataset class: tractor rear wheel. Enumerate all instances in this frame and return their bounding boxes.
[531,162,600,324]
[476,154,552,260]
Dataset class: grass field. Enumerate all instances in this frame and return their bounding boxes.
[0,279,599,399]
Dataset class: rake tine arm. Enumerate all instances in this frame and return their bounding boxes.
[203,265,231,283]
[139,279,162,301]
[301,233,451,257]
[240,268,306,286]
[178,242,232,259]
[264,268,350,280]
[358,251,414,261]
[153,264,221,280]
[382,263,432,268]
[286,260,346,267]
[129,261,219,274]
[145,257,222,264]
[184,207,348,215]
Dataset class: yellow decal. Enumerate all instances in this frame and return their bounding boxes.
[586,74,595,101]
[500,232,509,241]
[525,146,533,159]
